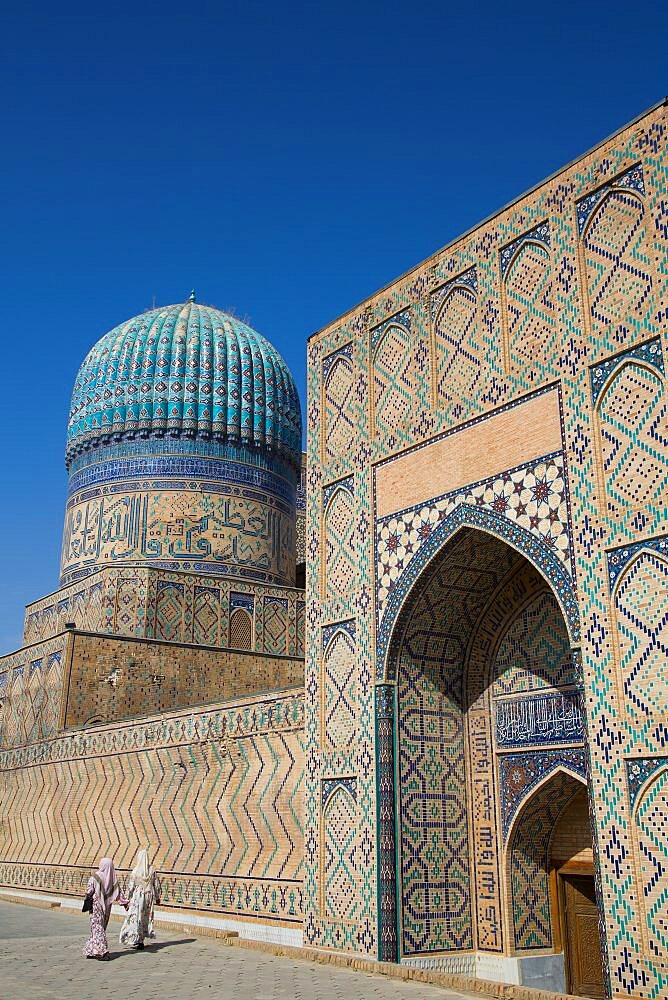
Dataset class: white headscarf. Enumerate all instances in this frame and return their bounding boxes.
[131,848,154,890]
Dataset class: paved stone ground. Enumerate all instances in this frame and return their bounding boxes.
[0,900,476,1000]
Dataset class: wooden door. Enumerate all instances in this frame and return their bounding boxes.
[562,874,605,998]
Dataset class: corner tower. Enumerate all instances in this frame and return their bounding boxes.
[61,296,301,586]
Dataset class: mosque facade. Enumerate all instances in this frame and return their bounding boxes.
[2,101,668,1000]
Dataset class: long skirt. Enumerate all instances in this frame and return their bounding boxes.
[83,896,110,958]
[119,888,154,947]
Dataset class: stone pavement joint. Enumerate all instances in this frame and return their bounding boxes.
[0,898,578,1000]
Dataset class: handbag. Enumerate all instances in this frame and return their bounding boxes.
[82,892,93,913]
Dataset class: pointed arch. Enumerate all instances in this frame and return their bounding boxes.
[581,187,654,351]
[263,598,288,655]
[322,625,356,750]
[595,360,668,531]
[612,548,668,717]
[505,765,587,848]
[372,323,414,440]
[323,484,356,612]
[323,354,355,465]
[492,588,576,696]
[507,768,585,951]
[229,607,253,650]
[154,582,185,641]
[379,505,579,678]
[322,785,359,922]
[192,588,220,646]
[378,520,583,959]
[432,283,480,420]
[502,240,555,389]
[632,767,668,964]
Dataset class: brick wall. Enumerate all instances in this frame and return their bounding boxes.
[0,635,70,749]
[306,99,668,995]
[64,630,304,728]
[23,566,305,657]
[551,788,594,868]
[0,688,305,930]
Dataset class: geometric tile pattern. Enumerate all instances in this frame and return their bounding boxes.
[0,639,65,750]
[626,757,668,809]
[499,748,587,838]
[155,581,186,640]
[229,608,253,650]
[263,598,288,655]
[323,625,356,750]
[323,622,357,749]
[23,566,305,658]
[306,102,668,998]
[397,605,472,954]
[595,356,668,538]
[324,483,356,617]
[509,769,583,950]
[386,525,582,958]
[389,529,526,956]
[0,690,305,926]
[431,269,480,423]
[308,318,376,957]
[606,534,668,591]
[634,767,668,966]
[65,300,302,473]
[590,336,664,407]
[323,347,356,470]
[321,776,357,807]
[614,548,668,717]
[375,683,398,962]
[376,450,572,629]
[296,602,305,658]
[372,314,414,445]
[500,222,551,276]
[492,589,576,695]
[323,786,359,926]
[501,226,555,391]
[193,587,220,645]
[579,167,655,354]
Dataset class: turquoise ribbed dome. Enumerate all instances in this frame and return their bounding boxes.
[66,299,302,471]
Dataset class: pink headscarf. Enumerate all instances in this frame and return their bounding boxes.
[93,858,120,907]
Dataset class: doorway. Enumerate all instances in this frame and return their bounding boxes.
[551,787,604,997]
[560,874,605,998]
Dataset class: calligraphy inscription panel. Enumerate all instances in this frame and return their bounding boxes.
[61,483,295,585]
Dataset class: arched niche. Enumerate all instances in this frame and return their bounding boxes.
[378,524,587,970]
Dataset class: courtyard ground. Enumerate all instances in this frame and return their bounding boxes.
[0,899,476,1000]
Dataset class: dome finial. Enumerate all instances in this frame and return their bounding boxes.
[188,289,196,303]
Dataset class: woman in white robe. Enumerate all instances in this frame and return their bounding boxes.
[119,849,161,949]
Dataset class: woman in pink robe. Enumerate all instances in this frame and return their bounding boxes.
[83,858,129,960]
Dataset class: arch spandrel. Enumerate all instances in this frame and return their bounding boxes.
[379,508,579,681]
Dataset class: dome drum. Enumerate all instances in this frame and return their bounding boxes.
[61,300,302,588]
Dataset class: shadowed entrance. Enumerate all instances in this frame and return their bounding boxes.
[383,526,601,992]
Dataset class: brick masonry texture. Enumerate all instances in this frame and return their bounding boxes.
[306,101,668,998]
[63,631,304,728]
[22,565,305,657]
[0,688,305,928]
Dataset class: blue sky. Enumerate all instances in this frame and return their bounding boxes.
[0,1,666,649]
